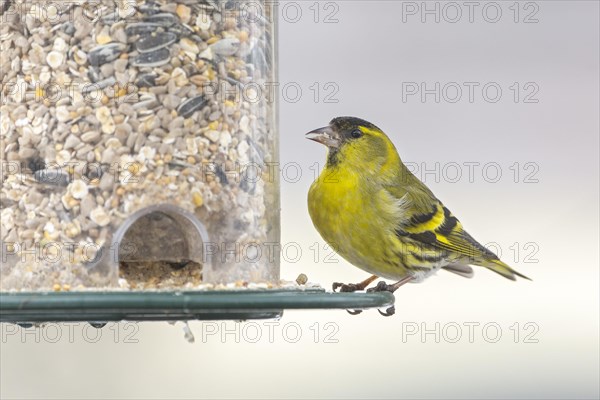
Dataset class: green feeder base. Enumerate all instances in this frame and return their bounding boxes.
[0,289,395,323]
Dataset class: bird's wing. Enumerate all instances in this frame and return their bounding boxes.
[384,183,530,281]
[387,187,498,263]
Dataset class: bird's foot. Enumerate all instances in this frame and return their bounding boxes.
[332,275,387,315]
[346,309,363,315]
[367,280,396,293]
[332,275,379,293]
[332,282,360,293]
[345,306,394,316]
[367,276,415,294]
[367,277,414,316]
[332,282,366,315]
[377,306,396,317]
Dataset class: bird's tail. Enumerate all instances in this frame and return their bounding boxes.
[443,263,474,278]
[483,259,531,281]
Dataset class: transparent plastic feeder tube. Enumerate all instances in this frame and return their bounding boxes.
[0,0,280,290]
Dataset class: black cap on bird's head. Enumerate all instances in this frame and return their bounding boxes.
[306,117,401,169]
[305,117,383,149]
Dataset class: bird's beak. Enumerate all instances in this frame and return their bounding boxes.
[306,126,341,149]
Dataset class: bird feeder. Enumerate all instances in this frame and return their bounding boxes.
[0,0,393,323]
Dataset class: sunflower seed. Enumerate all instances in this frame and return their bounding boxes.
[144,13,179,26]
[125,22,162,37]
[88,43,126,66]
[177,95,208,118]
[139,3,162,15]
[87,66,102,83]
[83,76,116,93]
[61,21,76,36]
[133,98,160,111]
[131,48,171,68]
[210,37,240,56]
[101,10,119,25]
[168,23,194,37]
[136,73,158,87]
[34,169,71,187]
[136,31,177,53]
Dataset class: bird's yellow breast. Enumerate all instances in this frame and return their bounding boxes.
[308,165,410,279]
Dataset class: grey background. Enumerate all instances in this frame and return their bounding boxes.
[2,1,599,399]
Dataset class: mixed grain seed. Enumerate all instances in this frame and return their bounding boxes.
[1,0,279,290]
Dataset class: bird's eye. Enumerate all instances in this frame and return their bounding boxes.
[350,129,363,139]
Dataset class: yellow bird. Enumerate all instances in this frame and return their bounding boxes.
[307,117,530,315]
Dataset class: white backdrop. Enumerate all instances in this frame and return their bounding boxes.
[2,1,599,399]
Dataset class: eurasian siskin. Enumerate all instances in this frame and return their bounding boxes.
[307,117,530,314]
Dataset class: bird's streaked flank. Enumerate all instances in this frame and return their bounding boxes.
[307,117,530,315]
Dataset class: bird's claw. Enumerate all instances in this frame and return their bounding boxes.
[332,282,359,293]
[367,280,393,293]
[334,279,394,316]
[377,306,396,317]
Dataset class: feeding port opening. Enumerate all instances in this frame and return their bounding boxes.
[111,205,209,289]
